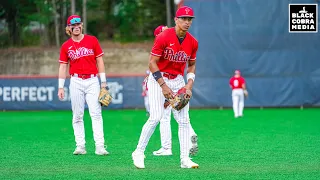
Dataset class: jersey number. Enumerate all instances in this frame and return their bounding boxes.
[233,80,239,87]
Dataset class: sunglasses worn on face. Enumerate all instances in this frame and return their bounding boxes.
[70,18,81,25]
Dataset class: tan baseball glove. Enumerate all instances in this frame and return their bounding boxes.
[244,89,248,98]
[164,87,192,111]
[98,87,112,107]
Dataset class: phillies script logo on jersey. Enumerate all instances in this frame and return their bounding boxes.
[68,47,94,61]
[164,48,190,62]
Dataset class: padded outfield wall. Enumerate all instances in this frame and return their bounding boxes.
[1,0,320,110]
[184,0,320,107]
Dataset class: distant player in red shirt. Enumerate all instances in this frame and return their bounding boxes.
[132,6,199,169]
[152,25,198,158]
[57,15,109,156]
[229,70,248,118]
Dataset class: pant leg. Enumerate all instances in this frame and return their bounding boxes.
[144,95,150,113]
[136,75,165,152]
[84,77,105,147]
[160,106,172,149]
[69,77,86,147]
[239,90,245,116]
[169,75,190,159]
[188,121,196,136]
[173,103,190,159]
[232,90,240,117]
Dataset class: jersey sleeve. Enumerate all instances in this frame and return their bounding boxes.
[59,44,69,64]
[93,37,104,58]
[190,41,198,61]
[150,35,166,57]
[241,77,246,84]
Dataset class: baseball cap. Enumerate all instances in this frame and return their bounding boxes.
[67,15,82,25]
[154,25,165,37]
[235,70,241,74]
[175,6,195,18]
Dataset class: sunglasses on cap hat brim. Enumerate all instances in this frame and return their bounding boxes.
[69,18,82,25]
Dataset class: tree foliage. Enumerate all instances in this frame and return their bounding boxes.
[0,0,169,47]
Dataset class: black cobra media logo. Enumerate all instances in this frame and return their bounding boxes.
[289,4,318,33]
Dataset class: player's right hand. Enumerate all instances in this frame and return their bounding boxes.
[161,84,174,99]
[58,88,65,101]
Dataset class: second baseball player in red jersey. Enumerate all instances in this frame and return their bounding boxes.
[58,15,109,155]
[229,70,248,118]
[132,6,199,169]
[152,25,198,157]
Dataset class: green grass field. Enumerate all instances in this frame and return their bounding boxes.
[0,109,320,180]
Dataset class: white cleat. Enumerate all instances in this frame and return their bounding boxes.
[189,134,198,156]
[95,146,109,156]
[132,151,145,169]
[73,146,87,155]
[153,148,172,156]
[181,157,199,169]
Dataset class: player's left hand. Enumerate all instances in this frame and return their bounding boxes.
[243,89,248,98]
[58,88,65,101]
[101,82,107,88]
[183,85,193,99]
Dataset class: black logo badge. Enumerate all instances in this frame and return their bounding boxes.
[289,4,318,33]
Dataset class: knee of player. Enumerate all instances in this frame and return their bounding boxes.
[90,113,103,121]
[176,117,190,125]
[72,115,84,122]
[146,118,160,126]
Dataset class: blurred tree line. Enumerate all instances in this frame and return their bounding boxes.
[0,0,176,48]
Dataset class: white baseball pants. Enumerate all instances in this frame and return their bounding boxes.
[136,74,191,159]
[232,88,244,117]
[69,76,105,147]
[144,95,150,113]
[160,105,196,150]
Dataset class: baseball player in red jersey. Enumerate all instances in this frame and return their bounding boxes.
[229,70,248,118]
[57,15,109,155]
[152,25,198,157]
[132,6,199,169]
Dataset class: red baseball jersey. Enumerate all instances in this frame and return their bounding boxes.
[59,35,104,75]
[230,76,246,90]
[150,28,198,76]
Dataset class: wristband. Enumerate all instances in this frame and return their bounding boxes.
[99,73,106,83]
[187,73,195,82]
[152,71,162,81]
[58,78,65,88]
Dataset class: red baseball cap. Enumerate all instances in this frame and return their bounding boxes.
[175,6,195,18]
[67,15,82,25]
[154,25,165,37]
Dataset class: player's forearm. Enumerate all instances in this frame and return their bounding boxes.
[242,84,246,90]
[96,57,105,74]
[58,64,67,79]
[58,64,67,88]
[96,57,107,83]
[149,56,165,86]
[186,61,196,88]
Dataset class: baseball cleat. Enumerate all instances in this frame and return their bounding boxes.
[181,157,199,169]
[95,146,109,156]
[73,146,87,155]
[153,148,172,156]
[132,150,145,169]
[189,134,198,156]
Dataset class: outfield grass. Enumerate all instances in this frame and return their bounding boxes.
[0,109,319,180]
